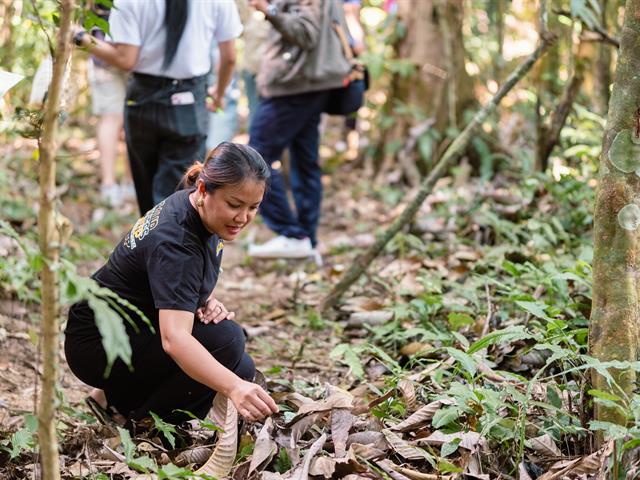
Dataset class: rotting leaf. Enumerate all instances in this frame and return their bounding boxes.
[537,439,613,480]
[249,418,277,475]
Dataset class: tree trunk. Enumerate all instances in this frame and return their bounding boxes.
[589,0,640,426]
[37,1,75,478]
[593,0,613,115]
[321,37,553,313]
[373,0,475,181]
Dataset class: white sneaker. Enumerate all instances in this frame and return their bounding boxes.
[248,235,315,259]
[100,184,123,207]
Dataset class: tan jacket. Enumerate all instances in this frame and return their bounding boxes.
[257,0,352,98]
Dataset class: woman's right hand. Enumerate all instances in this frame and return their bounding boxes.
[228,379,279,422]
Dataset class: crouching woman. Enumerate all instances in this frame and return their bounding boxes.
[64,142,278,427]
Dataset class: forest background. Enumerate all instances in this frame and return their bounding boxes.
[1,0,639,479]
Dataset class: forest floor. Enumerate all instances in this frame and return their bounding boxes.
[0,118,627,479]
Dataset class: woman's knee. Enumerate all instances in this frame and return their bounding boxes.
[193,320,247,368]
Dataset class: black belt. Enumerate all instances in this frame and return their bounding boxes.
[131,72,207,88]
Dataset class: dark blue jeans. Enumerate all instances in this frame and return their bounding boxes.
[249,90,329,247]
[125,73,208,214]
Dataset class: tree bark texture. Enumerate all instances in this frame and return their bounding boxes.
[590,0,640,425]
[373,0,474,180]
[320,38,553,313]
[37,1,74,478]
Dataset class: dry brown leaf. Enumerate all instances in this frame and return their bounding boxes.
[538,440,613,480]
[340,296,385,313]
[331,408,354,458]
[375,459,412,480]
[290,432,327,480]
[261,472,286,480]
[418,430,485,452]
[346,431,387,450]
[525,433,562,458]
[195,394,238,478]
[390,398,457,432]
[382,429,429,461]
[309,451,367,479]
[397,379,416,411]
[249,418,277,475]
[348,442,386,460]
[290,412,325,447]
[379,259,422,279]
[273,392,315,410]
[292,391,353,419]
[395,465,456,479]
[518,463,534,480]
[173,446,212,467]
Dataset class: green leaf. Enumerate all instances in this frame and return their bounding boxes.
[6,428,34,459]
[515,300,553,321]
[173,409,222,431]
[468,326,536,354]
[447,312,474,331]
[118,427,136,462]
[275,448,292,473]
[438,458,463,473]
[150,412,177,449]
[89,297,132,375]
[432,407,460,429]
[330,344,365,379]
[446,348,477,378]
[588,389,623,403]
[589,420,628,440]
[441,439,460,458]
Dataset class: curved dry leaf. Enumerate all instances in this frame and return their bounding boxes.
[382,429,429,461]
[524,434,561,458]
[273,392,315,410]
[309,453,366,479]
[389,398,457,432]
[290,392,353,423]
[346,431,387,451]
[174,446,212,467]
[195,394,238,478]
[290,432,327,480]
[331,408,354,458]
[261,472,286,480]
[397,379,416,411]
[249,418,277,475]
[348,443,386,460]
[538,440,613,480]
[290,412,325,447]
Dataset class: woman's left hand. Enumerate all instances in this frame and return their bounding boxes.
[197,296,235,324]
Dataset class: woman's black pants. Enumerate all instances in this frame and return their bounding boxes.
[64,301,254,424]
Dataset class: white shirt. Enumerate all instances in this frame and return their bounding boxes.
[109,0,243,79]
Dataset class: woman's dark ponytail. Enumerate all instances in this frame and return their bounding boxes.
[180,161,204,189]
[163,0,188,70]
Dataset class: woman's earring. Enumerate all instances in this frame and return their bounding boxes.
[196,198,204,207]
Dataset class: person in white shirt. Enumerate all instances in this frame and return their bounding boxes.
[72,0,243,214]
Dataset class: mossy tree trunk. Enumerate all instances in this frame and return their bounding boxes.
[37,1,74,478]
[589,0,640,426]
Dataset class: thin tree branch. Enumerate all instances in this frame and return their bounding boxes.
[29,0,55,58]
[554,8,620,48]
[320,36,555,314]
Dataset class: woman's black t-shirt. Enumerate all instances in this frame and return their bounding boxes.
[67,189,223,335]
